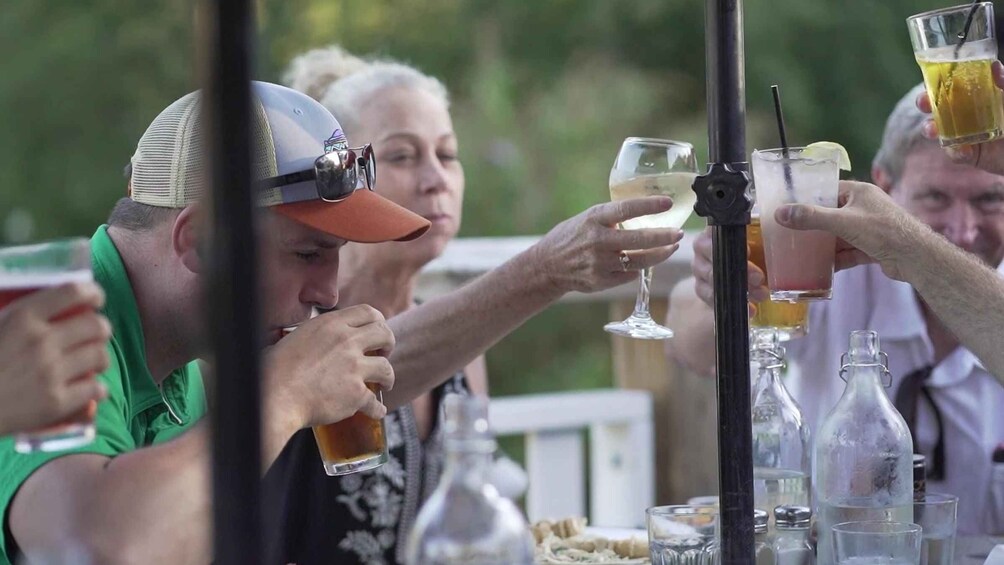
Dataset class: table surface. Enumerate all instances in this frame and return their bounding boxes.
[956,536,1004,564]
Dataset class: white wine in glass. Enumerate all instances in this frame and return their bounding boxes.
[604,137,698,340]
[609,172,699,230]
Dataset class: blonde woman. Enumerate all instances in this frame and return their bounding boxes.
[264,46,683,564]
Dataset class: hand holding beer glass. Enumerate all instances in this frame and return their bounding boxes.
[909,2,1003,148]
[604,137,698,340]
[0,239,106,452]
[281,315,389,476]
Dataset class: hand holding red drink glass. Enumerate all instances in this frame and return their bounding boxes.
[0,239,110,452]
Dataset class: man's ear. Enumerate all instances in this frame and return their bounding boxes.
[173,204,205,274]
[871,165,895,194]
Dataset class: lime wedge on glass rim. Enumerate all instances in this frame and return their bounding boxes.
[803,141,851,171]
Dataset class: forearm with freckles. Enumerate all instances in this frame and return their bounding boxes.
[384,247,563,409]
[896,225,1004,385]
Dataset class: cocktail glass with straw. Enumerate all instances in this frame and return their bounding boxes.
[752,85,840,301]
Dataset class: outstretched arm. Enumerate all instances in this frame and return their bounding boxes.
[777,180,1004,384]
[385,197,684,408]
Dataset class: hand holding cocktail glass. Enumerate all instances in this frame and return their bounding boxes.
[752,145,844,301]
[773,180,932,283]
[752,86,849,304]
[691,135,847,341]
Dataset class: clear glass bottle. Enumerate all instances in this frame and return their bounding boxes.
[814,331,914,565]
[751,328,812,528]
[773,505,813,565]
[405,395,535,565]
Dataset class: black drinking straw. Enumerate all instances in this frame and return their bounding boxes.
[944,0,983,82]
[955,0,982,55]
[771,85,794,188]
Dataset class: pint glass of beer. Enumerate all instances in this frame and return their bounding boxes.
[281,324,388,476]
[908,2,1004,147]
[747,215,809,341]
[0,239,98,453]
[752,147,840,301]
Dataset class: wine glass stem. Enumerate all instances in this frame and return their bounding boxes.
[632,267,654,319]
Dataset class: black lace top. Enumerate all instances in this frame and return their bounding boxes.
[263,372,469,565]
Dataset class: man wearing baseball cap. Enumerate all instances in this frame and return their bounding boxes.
[0,81,429,565]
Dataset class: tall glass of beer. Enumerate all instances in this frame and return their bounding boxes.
[0,239,98,452]
[747,214,809,341]
[908,2,1003,147]
[752,147,840,301]
[281,323,388,476]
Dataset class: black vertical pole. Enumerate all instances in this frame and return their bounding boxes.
[205,0,262,563]
[692,0,755,563]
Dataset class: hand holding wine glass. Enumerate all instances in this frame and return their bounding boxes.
[604,137,699,340]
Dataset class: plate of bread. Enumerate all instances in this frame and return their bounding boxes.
[532,517,649,564]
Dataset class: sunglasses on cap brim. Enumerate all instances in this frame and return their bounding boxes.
[254,145,376,202]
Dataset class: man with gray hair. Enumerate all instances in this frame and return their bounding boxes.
[666,85,1004,534]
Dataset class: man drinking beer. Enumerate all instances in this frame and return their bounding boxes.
[0,82,411,565]
[0,79,682,565]
[666,84,1004,535]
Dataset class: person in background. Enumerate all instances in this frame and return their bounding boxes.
[666,84,1004,534]
[263,45,686,564]
[0,282,110,437]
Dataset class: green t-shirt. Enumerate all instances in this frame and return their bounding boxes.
[0,225,206,564]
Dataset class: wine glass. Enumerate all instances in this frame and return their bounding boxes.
[604,137,698,340]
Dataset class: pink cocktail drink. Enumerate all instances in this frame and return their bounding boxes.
[752,147,839,301]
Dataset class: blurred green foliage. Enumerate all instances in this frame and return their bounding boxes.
[0,0,959,397]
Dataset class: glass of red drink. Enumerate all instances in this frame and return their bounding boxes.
[0,238,98,452]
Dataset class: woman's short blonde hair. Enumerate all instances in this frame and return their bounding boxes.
[284,46,449,137]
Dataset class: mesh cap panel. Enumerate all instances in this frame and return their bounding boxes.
[130,91,278,208]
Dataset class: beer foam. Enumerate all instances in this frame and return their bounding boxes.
[917,38,998,62]
[0,269,92,289]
